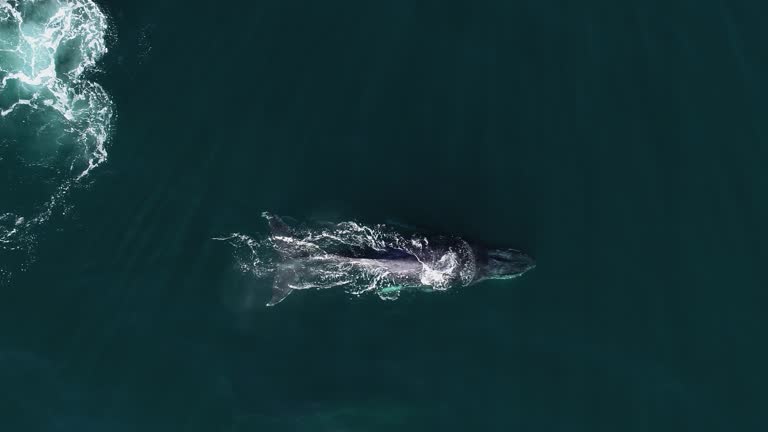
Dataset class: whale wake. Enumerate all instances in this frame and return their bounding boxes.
[0,0,113,282]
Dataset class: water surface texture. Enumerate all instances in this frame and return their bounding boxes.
[0,0,112,281]
[1,0,767,431]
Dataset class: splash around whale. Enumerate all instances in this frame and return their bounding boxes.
[216,213,536,306]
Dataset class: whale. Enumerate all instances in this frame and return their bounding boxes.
[257,213,536,306]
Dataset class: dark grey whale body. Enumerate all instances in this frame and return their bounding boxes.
[260,213,536,306]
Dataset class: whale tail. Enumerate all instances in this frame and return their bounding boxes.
[263,212,297,306]
[267,268,295,306]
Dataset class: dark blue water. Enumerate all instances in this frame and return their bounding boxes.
[1,0,767,430]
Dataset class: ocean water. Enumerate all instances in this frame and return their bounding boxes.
[1,0,767,430]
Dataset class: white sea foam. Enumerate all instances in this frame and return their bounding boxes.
[0,0,113,282]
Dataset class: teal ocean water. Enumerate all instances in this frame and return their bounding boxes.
[1,0,767,430]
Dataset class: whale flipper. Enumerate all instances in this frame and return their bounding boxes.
[267,268,295,306]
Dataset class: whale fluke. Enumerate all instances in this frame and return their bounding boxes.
[267,268,295,306]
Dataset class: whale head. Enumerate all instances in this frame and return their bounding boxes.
[472,247,536,283]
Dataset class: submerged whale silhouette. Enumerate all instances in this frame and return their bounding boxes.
[261,213,535,306]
